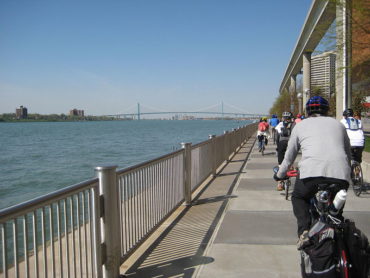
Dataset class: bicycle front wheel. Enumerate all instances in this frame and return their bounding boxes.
[285,180,290,200]
[351,162,363,197]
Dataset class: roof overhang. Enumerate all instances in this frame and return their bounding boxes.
[279,0,336,93]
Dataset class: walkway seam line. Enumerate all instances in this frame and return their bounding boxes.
[193,136,257,278]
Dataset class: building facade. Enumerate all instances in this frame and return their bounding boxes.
[15,106,28,119]
[69,109,84,117]
[311,52,336,98]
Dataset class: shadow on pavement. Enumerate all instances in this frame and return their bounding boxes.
[122,141,255,278]
[192,195,238,205]
[123,255,214,278]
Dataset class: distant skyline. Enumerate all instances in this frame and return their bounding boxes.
[0,0,313,115]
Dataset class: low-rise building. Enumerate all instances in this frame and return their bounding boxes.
[69,109,84,117]
[16,106,28,119]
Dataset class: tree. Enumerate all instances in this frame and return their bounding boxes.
[269,89,297,117]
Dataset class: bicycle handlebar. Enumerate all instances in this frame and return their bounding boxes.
[286,170,298,177]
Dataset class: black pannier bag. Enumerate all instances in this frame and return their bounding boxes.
[343,219,370,278]
[301,222,337,278]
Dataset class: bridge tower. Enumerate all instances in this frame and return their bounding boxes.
[222,101,224,119]
[137,102,141,120]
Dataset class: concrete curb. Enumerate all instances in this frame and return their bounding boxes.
[361,161,370,182]
[361,149,370,182]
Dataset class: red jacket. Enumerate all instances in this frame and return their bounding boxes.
[258,122,269,132]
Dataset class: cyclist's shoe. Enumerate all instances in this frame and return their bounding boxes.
[277,182,284,191]
[258,148,262,152]
[297,230,310,250]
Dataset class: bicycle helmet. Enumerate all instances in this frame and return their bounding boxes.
[296,114,302,118]
[306,96,329,115]
[343,108,354,117]
[272,114,277,118]
[282,111,292,119]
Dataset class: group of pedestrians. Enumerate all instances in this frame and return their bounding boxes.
[264,96,365,251]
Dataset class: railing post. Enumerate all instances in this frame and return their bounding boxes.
[95,165,121,278]
[232,128,237,154]
[208,135,217,176]
[224,131,230,161]
[181,142,192,206]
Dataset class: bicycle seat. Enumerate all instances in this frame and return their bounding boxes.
[317,183,346,191]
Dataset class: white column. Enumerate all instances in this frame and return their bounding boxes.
[290,75,297,113]
[303,52,312,115]
[336,0,352,119]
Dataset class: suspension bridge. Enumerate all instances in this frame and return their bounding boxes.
[104,102,267,120]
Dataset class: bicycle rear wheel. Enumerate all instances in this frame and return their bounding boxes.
[351,163,363,197]
[338,249,350,278]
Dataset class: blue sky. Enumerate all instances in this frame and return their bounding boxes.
[0,0,312,115]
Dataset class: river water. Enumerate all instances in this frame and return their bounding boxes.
[0,120,251,209]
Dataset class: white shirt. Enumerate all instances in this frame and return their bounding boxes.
[275,121,284,134]
[340,117,364,147]
[257,130,269,137]
[275,120,294,134]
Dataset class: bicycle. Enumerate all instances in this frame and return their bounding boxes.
[305,183,352,277]
[351,160,364,196]
[258,134,266,156]
[273,166,298,200]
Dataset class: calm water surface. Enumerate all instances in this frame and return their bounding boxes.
[0,120,251,209]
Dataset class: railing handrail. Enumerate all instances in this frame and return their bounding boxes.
[0,178,99,221]
[116,148,183,175]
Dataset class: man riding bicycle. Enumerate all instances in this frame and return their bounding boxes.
[275,111,294,190]
[340,108,365,163]
[273,96,352,249]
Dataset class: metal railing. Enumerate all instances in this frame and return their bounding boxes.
[0,122,257,277]
[117,150,184,261]
[0,179,102,278]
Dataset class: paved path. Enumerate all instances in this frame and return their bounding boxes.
[123,135,370,278]
[198,138,370,278]
[198,139,301,278]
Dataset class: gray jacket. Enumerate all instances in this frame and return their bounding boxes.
[277,116,352,182]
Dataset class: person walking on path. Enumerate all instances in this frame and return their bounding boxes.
[274,96,352,248]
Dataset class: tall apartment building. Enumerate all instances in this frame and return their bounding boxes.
[15,106,28,119]
[311,51,336,98]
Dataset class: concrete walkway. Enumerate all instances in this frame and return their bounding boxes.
[123,135,370,278]
[198,139,301,278]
